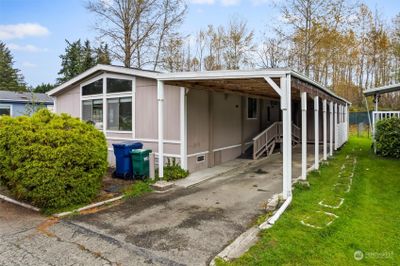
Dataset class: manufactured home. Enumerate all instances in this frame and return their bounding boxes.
[0,90,53,117]
[48,64,350,199]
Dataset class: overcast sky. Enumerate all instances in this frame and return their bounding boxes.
[0,0,399,87]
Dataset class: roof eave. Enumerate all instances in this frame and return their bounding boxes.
[47,64,159,96]
[364,83,400,97]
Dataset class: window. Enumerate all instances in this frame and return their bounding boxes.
[82,99,103,129]
[107,97,132,131]
[0,104,11,116]
[82,79,103,96]
[107,78,132,93]
[247,98,258,119]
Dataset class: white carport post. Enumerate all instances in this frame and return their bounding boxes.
[323,99,327,160]
[314,96,319,170]
[334,103,338,150]
[157,80,165,178]
[345,103,349,142]
[281,74,292,199]
[301,91,307,180]
[180,87,188,170]
[329,101,333,156]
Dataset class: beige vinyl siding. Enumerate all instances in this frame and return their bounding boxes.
[135,78,158,139]
[186,89,263,172]
[187,89,209,155]
[56,85,80,117]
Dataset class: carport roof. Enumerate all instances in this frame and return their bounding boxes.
[364,83,400,97]
[159,69,350,104]
[47,64,350,104]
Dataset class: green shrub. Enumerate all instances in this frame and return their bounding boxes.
[161,158,189,181]
[0,109,108,211]
[375,117,400,158]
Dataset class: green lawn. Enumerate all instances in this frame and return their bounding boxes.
[220,137,400,265]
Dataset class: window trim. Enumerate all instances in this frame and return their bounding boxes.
[0,104,12,116]
[246,97,258,120]
[81,76,104,97]
[106,96,133,132]
[82,99,104,130]
[80,73,135,136]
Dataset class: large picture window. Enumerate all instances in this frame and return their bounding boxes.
[107,97,132,131]
[0,104,11,116]
[82,79,103,96]
[107,78,132,93]
[82,99,103,129]
[247,98,258,119]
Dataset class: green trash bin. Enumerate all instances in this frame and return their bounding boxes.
[130,149,152,178]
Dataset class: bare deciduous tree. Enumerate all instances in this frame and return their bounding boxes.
[86,0,186,69]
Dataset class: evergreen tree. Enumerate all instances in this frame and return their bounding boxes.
[32,83,55,93]
[0,42,26,91]
[95,43,111,65]
[57,40,84,83]
[82,40,95,70]
[57,39,110,84]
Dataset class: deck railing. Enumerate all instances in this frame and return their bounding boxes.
[252,122,301,160]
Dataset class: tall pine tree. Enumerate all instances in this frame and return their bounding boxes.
[95,43,111,65]
[0,42,26,92]
[57,39,111,84]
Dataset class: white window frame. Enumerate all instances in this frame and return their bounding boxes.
[0,104,12,116]
[246,97,258,120]
[80,73,135,137]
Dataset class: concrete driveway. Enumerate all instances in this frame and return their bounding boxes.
[0,147,318,265]
[68,155,283,265]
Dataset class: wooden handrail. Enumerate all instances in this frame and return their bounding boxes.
[253,122,301,160]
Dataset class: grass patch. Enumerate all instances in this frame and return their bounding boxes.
[301,211,337,228]
[123,180,153,198]
[218,136,400,265]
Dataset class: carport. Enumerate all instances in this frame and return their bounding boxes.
[157,69,350,200]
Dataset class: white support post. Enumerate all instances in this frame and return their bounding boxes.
[329,101,333,156]
[323,99,327,161]
[102,76,107,134]
[301,91,307,180]
[281,74,292,199]
[334,103,338,150]
[314,96,319,170]
[180,87,188,170]
[157,80,165,178]
[346,104,349,142]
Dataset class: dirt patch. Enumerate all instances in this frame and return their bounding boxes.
[255,169,268,174]
[36,218,59,237]
[178,206,225,228]
[126,228,188,251]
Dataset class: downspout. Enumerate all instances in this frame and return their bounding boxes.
[259,195,292,229]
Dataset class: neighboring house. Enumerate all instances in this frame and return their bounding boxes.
[364,83,400,153]
[0,90,54,117]
[48,64,350,199]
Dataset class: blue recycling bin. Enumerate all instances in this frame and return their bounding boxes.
[112,141,143,179]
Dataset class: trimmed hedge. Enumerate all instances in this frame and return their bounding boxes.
[0,109,108,211]
[375,117,400,158]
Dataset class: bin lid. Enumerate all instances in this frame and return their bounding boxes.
[113,141,143,148]
[130,149,152,154]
